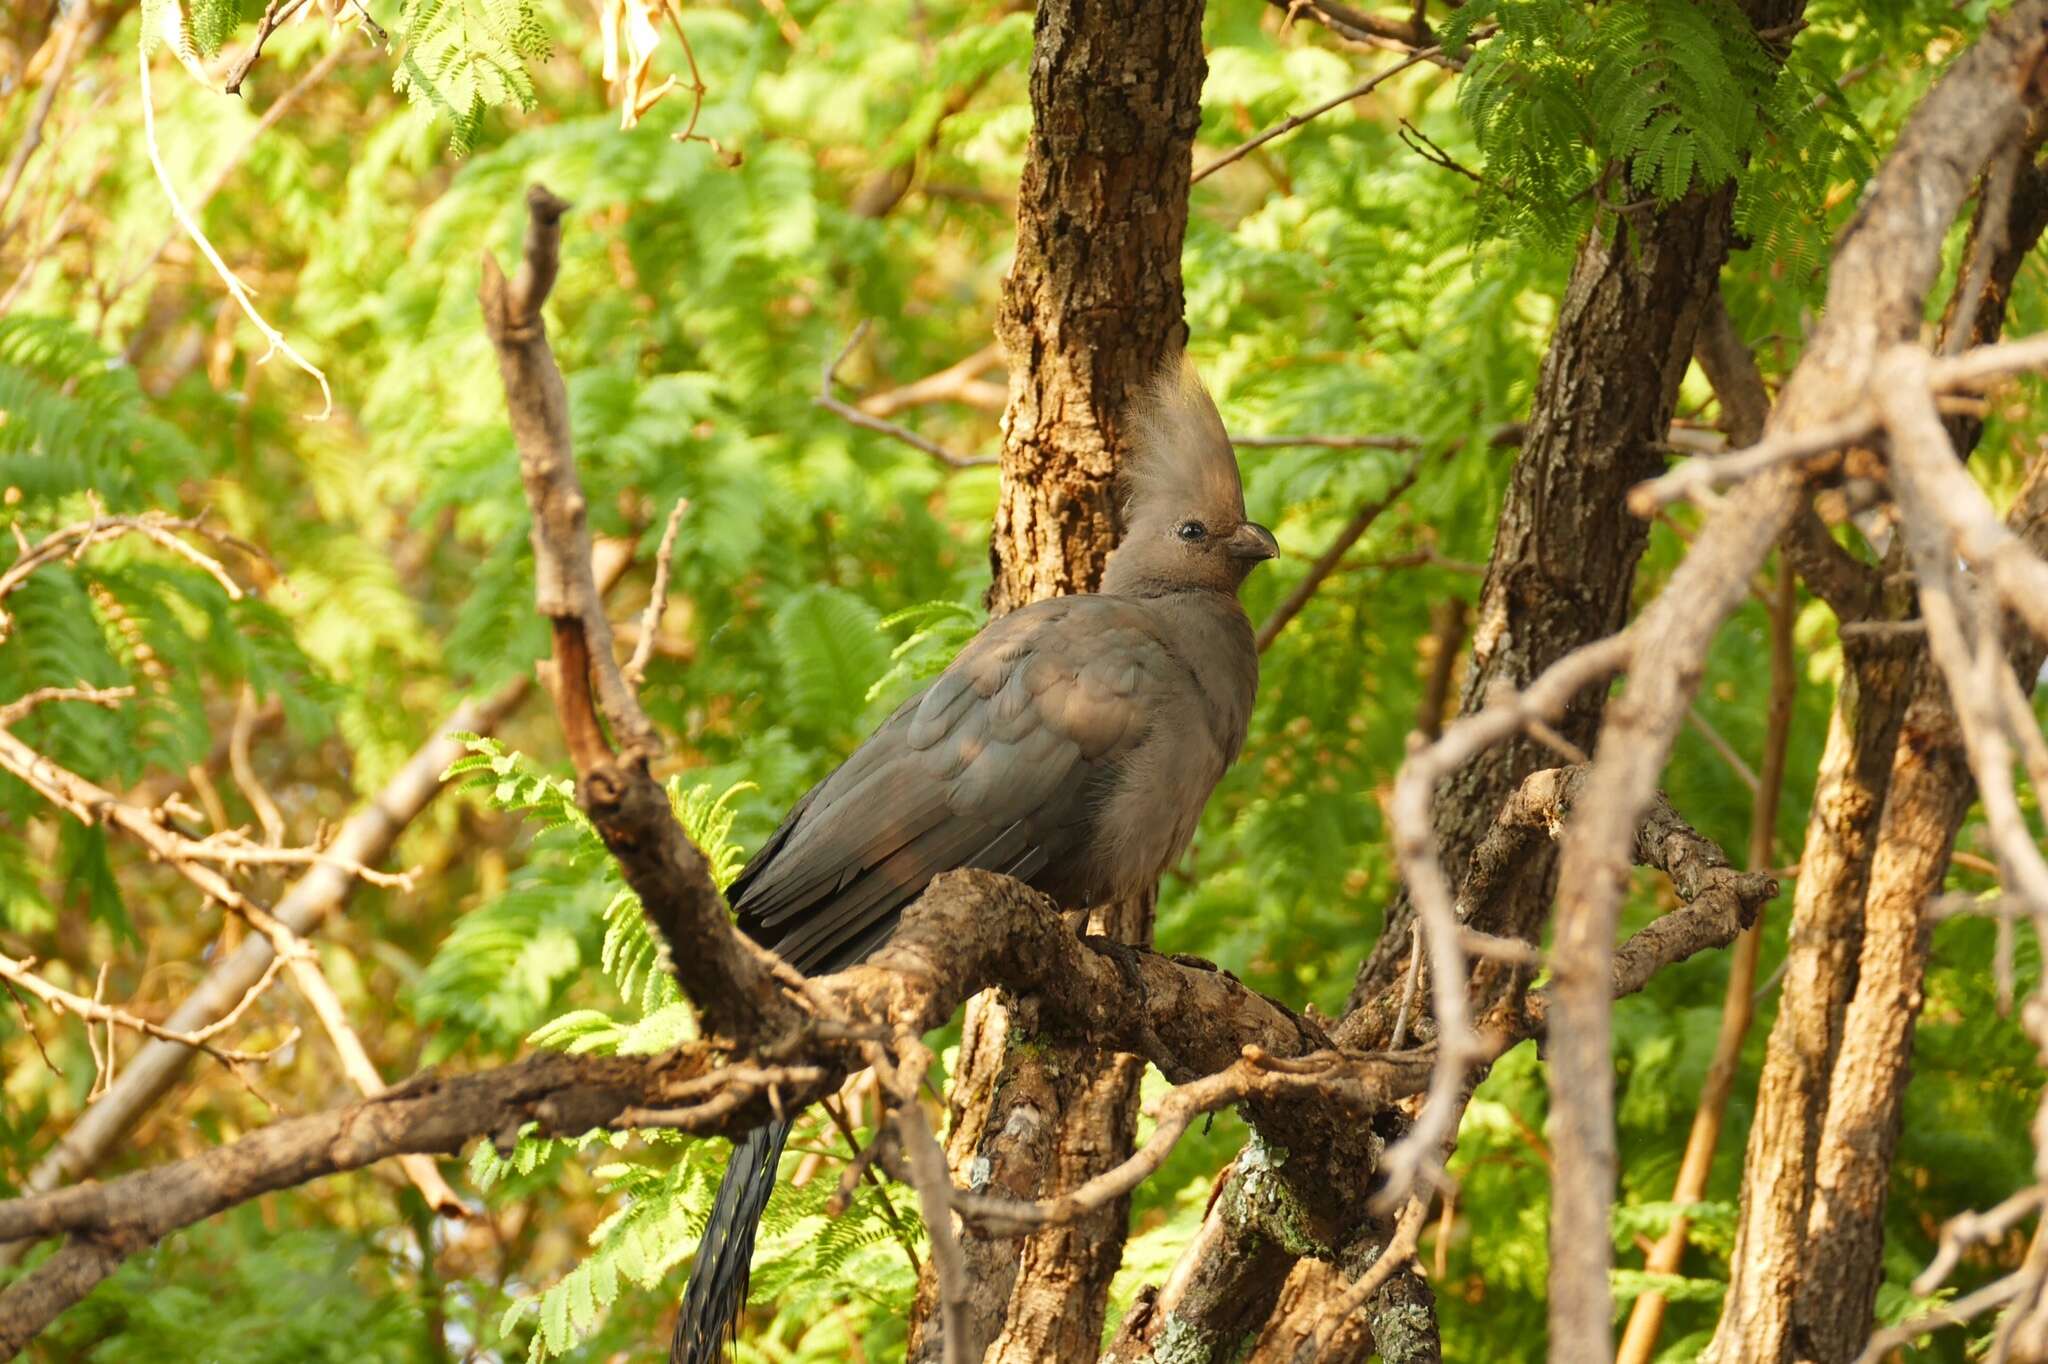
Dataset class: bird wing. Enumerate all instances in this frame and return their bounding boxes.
[729,594,1189,973]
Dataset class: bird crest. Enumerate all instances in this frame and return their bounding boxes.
[1123,352,1245,523]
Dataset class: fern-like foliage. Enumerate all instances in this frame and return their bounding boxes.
[0,318,201,513]
[1450,0,1869,258]
[770,584,891,737]
[865,598,979,707]
[392,0,553,153]
[0,318,328,931]
[140,0,245,60]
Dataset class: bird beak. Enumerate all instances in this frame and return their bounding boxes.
[1228,522,1279,562]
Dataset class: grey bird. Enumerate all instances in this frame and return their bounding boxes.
[672,355,1277,1363]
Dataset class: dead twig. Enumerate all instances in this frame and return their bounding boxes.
[815,323,999,471]
[857,341,1007,418]
[622,498,689,689]
[0,951,295,1071]
[1194,49,1440,185]
[220,0,313,95]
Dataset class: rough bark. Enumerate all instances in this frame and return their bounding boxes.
[0,751,1772,1357]
[1706,150,2048,1364]
[1541,1,2048,1350]
[1194,28,1794,1362]
[1781,168,2048,1364]
[1699,622,1916,1361]
[982,0,1203,616]
[1244,1253,1439,1364]
[912,2,1209,1357]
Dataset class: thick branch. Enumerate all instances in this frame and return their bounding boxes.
[0,870,1326,1356]
[0,760,1769,1359]
[481,185,797,1044]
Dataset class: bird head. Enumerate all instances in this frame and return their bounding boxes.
[1102,353,1278,597]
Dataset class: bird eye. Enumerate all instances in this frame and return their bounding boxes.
[1177,520,1207,542]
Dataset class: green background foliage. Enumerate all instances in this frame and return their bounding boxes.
[0,0,2041,1358]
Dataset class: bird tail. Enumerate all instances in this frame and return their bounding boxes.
[671,1119,792,1364]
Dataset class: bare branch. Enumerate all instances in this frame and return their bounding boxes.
[228,687,286,848]
[0,870,1330,1354]
[1193,49,1440,185]
[1306,1196,1430,1349]
[815,322,999,470]
[0,513,249,639]
[858,341,1007,417]
[1879,346,2048,918]
[622,497,689,689]
[0,685,133,728]
[0,951,295,1070]
[1372,634,1630,1206]
[1256,452,1424,652]
[1540,15,2048,1354]
[482,184,798,1043]
[1853,1237,2039,1364]
[0,7,105,228]
[1636,328,2048,522]
[219,0,313,96]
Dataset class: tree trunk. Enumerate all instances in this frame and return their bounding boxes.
[981,0,1204,617]
[1614,293,1792,1364]
[908,2,1207,1358]
[1697,623,1917,1364]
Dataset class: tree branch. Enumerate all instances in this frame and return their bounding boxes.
[1193,49,1440,185]
[814,322,1000,470]
[1255,452,1424,652]
[481,185,801,1045]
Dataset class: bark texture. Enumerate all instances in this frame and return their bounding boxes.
[1614,292,1791,1364]
[983,0,1205,616]
[912,1,1209,1357]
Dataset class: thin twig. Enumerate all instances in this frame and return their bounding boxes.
[112,42,354,323]
[0,951,295,1069]
[1944,142,2023,358]
[622,498,688,689]
[815,323,998,470]
[0,685,134,728]
[220,0,313,95]
[821,1092,920,1276]
[1193,48,1440,184]
[0,9,104,230]
[1306,1195,1430,1345]
[1256,451,1426,651]
[857,342,1006,418]
[1377,635,1634,1208]
[1686,705,1761,796]
[229,687,286,848]
[138,46,332,419]
[1390,920,1423,1050]
[877,1037,966,1364]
